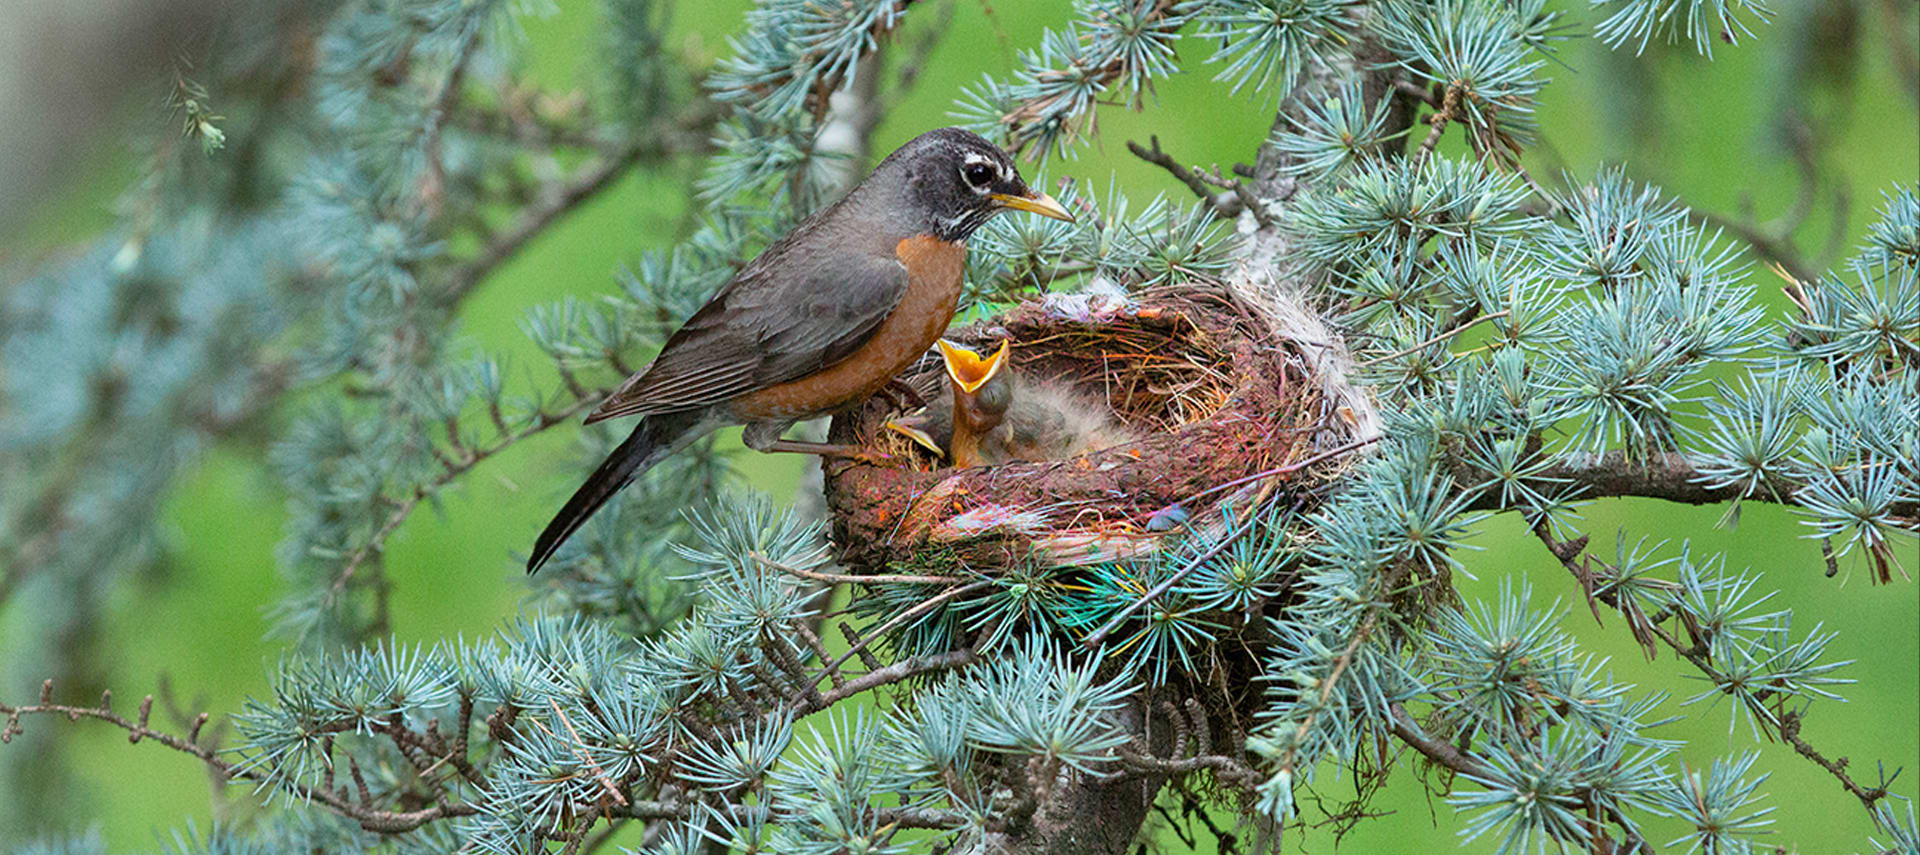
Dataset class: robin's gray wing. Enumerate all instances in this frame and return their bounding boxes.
[585,248,909,423]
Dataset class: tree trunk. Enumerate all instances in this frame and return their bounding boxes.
[967,702,1169,855]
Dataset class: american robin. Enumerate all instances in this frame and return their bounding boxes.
[887,340,1137,468]
[526,127,1074,572]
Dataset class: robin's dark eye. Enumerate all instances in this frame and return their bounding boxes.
[962,162,995,188]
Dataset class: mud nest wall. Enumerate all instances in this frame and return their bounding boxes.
[823,288,1323,572]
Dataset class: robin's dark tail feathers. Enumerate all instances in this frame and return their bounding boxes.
[526,410,705,574]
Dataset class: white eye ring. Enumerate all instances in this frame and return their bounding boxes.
[960,155,998,192]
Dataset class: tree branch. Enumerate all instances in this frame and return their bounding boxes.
[1529,524,1896,818]
[1115,745,1260,786]
[417,19,485,217]
[995,0,1187,154]
[1692,209,1818,285]
[868,0,957,121]
[0,681,478,833]
[451,95,621,155]
[327,390,608,598]
[1356,311,1509,367]
[1882,0,1920,107]
[1386,702,1489,777]
[1465,450,1920,522]
[1414,82,1461,167]
[752,550,962,586]
[1126,135,1250,223]
[439,101,724,306]
[1386,702,1653,854]
[4,645,981,840]
[814,647,978,711]
[604,798,967,830]
[1686,116,1827,283]
[1780,709,1893,811]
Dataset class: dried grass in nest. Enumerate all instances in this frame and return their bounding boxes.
[824,287,1326,572]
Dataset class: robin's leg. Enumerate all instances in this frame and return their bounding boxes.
[742,421,897,466]
[760,438,898,465]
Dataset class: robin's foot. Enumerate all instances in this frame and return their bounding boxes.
[760,439,899,467]
[883,378,928,410]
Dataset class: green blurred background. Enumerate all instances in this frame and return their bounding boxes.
[3,0,1915,851]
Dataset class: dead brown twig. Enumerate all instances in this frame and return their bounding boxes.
[1126,135,1267,225]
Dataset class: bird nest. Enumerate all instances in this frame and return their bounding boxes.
[823,287,1325,572]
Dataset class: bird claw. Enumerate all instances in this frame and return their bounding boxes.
[878,378,927,412]
[822,447,902,474]
[849,448,901,467]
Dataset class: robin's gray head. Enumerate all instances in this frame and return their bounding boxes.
[882,127,1075,242]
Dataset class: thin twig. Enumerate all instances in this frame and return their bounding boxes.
[1082,503,1274,647]
[1532,524,1716,673]
[1199,163,1267,225]
[0,682,477,833]
[752,550,962,586]
[816,648,978,709]
[1530,524,1893,816]
[441,101,724,305]
[1386,702,1653,854]
[1779,709,1891,811]
[820,581,989,675]
[418,22,485,217]
[996,0,1186,153]
[1357,311,1510,367]
[1464,450,1918,523]
[1692,209,1818,285]
[1126,136,1252,223]
[547,699,629,806]
[1414,84,1461,167]
[1882,0,1920,106]
[1395,79,1441,107]
[869,0,957,120]
[452,100,619,154]
[838,621,884,671]
[328,393,605,595]
[1179,435,1381,508]
[790,620,845,689]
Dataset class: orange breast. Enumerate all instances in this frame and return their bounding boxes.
[731,235,966,421]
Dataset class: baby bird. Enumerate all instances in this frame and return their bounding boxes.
[887,340,1136,468]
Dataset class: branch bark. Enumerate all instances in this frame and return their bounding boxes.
[0,682,478,833]
[965,700,1172,855]
[1463,449,1920,523]
[1530,522,1898,816]
[1126,135,1249,222]
[1386,703,1653,854]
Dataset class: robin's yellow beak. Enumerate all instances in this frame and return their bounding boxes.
[937,340,1010,394]
[884,419,946,455]
[991,191,1075,223]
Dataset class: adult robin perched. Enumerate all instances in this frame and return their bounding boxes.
[526,127,1074,572]
[887,340,1137,468]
